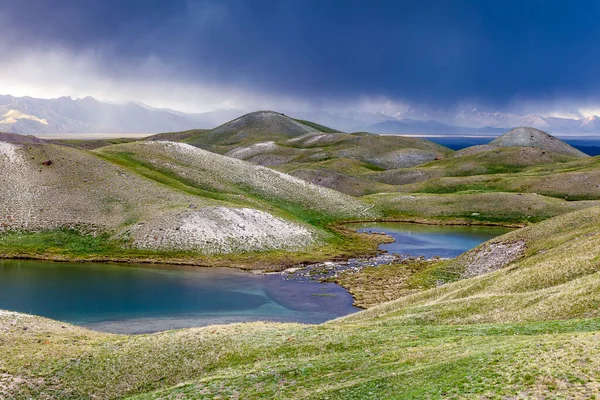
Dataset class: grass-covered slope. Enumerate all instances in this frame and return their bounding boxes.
[183,111,320,149]
[145,129,209,142]
[399,154,600,200]
[363,192,600,225]
[367,147,578,188]
[425,146,578,175]
[365,127,591,196]
[231,132,451,196]
[96,141,371,222]
[4,206,600,398]
[346,205,600,324]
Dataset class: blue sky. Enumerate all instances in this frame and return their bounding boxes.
[1,0,600,116]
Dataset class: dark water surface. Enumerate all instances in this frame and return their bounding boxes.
[0,260,358,333]
[354,222,511,258]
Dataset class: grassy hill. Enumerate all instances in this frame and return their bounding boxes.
[363,191,600,225]
[4,206,600,398]
[360,128,600,204]
[152,119,597,201]
[181,111,321,149]
[398,155,600,200]
[487,126,588,157]
[0,138,381,265]
[149,111,454,196]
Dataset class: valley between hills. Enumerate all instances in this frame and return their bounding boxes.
[3,111,600,398]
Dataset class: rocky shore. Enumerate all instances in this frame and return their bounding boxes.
[273,252,444,282]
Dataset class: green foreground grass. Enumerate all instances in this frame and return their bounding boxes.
[3,312,600,399]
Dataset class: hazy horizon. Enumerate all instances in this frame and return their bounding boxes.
[2,0,600,126]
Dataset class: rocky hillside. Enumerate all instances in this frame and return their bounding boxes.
[0,137,372,256]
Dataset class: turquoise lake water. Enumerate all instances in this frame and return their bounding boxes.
[0,223,509,333]
[0,260,357,333]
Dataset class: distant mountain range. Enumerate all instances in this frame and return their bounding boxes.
[0,95,241,134]
[1,94,600,135]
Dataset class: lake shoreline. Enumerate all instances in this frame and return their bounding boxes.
[0,220,521,269]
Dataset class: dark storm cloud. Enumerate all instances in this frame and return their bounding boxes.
[2,0,600,109]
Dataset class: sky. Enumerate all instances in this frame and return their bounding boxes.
[2,0,600,118]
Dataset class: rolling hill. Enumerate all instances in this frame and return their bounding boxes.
[0,135,376,261]
[151,111,454,195]
[366,127,594,193]
[156,120,598,200]
[455,126,589,158]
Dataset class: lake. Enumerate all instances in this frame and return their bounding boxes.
[0,260,357,334]
[0,223,510,333]
[354,222,511,258]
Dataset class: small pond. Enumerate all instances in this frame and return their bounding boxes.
[354,222,511,258]
[0,260,357,334]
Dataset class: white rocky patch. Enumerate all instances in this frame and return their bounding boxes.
[0,141,19,163]
[225,141,279,159]
[146,141,371,218]
[287,133,342,147]
[0,310,21,317]
[130,207,315,254]
[462,240,527,278]
[0,142,43,231]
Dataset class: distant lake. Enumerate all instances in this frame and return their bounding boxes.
[0,260,358,334]
[354,222,511,258]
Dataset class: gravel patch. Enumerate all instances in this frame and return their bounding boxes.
[130,207,316,253]
[225,141,281,159]
[0,142,44,231]
[278,253,444,282]
[462,240,526,278]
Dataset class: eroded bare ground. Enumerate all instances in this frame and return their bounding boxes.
[462,239,526,278]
